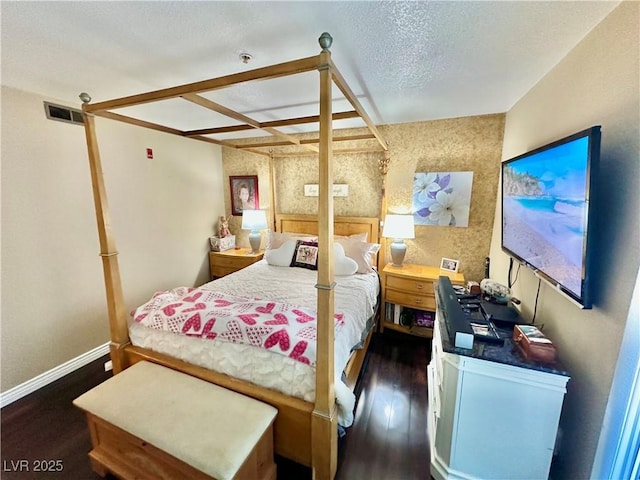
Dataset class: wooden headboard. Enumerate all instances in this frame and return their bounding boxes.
[274,214,380,243]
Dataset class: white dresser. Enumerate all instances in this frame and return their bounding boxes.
[428,311,570,480]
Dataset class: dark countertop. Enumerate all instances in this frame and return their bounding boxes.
[436,286,569,377]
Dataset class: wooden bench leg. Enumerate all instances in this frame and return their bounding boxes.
[235,425,277,480]
[89,455,109,478]
[86,415,109,477]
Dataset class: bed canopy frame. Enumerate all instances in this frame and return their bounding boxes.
[80,33,389,479]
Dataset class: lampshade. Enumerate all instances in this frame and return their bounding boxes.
[382,214,415,239]
[382,214,415,267]
[241,210,267,254]
[241,210,268,231]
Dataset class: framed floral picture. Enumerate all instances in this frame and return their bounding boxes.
[412,172,474,227]
[229,175,259,216]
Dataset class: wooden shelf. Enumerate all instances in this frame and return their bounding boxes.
[383,321,433,339]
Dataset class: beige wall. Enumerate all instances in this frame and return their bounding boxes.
[1,86,224,391]
[488,3,639,477]
[223,113,505,283]
[383,115,505,283]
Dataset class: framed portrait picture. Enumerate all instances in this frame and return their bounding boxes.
[440,257,460,273]
[229,175,259,216]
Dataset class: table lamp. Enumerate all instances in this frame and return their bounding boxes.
[382,214,415,267]
[241,209,268,254]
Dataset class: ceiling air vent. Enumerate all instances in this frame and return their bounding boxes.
[43,101,84,125]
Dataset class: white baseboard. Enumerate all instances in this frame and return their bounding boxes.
[0,342,110,408]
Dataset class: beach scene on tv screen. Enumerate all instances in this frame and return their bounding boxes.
[502,137,590,298]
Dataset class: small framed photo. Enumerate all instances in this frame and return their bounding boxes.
[229,175,259,216]
[440,257,460,273]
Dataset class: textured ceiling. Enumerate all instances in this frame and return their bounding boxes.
[1,1,619,138]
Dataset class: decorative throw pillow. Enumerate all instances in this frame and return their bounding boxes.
[335,237,381,274]
[264,240,297,267]
[290,240,319,270]
[334,243,358,276]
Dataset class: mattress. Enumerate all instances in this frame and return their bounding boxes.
[129,259,380,426]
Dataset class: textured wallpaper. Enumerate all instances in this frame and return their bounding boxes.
[222,113,505,282]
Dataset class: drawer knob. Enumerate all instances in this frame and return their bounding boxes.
[414,299,423,304]
[416,284,424,290]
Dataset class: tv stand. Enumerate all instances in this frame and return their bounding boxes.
[428,281,570,480]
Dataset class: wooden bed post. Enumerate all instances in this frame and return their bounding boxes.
[312,33,337,480]
[80,94,130,374]
[268,150,277,232]
[378,151,390,269]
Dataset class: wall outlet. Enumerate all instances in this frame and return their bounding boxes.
[104,360,113,372]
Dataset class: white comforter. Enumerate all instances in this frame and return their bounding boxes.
[129,260,379,426]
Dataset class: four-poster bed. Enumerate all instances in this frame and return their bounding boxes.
[80,33,389,479]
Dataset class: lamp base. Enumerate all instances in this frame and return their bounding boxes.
[390,240,407,267]
[248,231,262,254]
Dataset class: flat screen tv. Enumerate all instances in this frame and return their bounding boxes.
[501,126,601,309]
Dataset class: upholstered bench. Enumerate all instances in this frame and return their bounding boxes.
[73,361,277,480]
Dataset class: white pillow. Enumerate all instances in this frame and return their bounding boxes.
[266,231,317,250]
[334,243,358,276]
[335,237,381,274]
[335,232,368,242]
[264,240,297,266]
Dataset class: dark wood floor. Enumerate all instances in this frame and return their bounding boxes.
[1,332,431,480]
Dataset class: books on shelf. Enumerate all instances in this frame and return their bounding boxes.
[386,302,406,325]
[385,302,400,324]
[385,303,435,328]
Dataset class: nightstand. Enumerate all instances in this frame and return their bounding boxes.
[380,263,465,338]
[209,248,264,279]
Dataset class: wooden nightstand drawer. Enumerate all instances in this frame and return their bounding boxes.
[209,249,263,279]
[210,265,239,278]
[385,289,436,311]
[211,255,256,269]
[386,275,434,294]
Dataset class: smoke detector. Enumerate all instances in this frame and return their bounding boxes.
[239,52,253,64]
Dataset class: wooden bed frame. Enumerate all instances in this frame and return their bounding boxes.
[80,33,388,479]
[274,213,381,392]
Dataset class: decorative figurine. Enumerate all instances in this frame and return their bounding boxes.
[218,215,231,238]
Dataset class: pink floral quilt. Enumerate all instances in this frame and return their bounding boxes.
[132,287,345,366]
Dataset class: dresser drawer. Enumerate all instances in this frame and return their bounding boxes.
[386,289,436,311]
[386,275,435,295]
